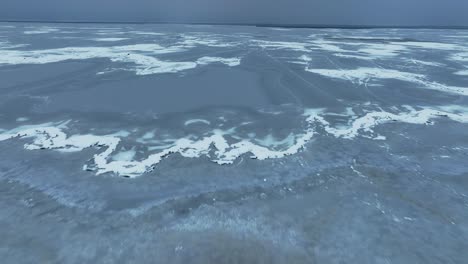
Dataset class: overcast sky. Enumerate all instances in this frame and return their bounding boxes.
[1,0,468,26]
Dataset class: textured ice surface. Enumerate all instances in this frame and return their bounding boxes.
[1,23,468,263]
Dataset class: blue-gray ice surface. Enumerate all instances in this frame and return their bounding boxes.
[0,23,468,263]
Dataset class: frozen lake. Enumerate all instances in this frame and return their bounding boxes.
[0,23,468,263]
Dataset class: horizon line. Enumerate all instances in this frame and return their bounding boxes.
[1,19,468,30]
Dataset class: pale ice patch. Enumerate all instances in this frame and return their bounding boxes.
[24,27,59,34]
[253,133,297,149]
[309,105,468,140]
[269,27,292,31]
[16,117,29,122]
[334,53,372,60]
[357,43,407,57]
[0,41,28,49]
[0,44,184,65]
[290,55,313,65]
[330,36,405,41]
[196,57,241,67]
[393,41,463,50]
[309,39,347,53]
[184,119,211,126]
[110,130,131,138]
[179,34,238,48]
[299,55,312,62]
[305,67,468,96]
[305,67,425,85]
[91,38,129,42]
[94,31,126,36]
[307,39,407,58]
[455,70,468,76]
[253,40,310,52]
[451,52,468,62]
[307,38,466,60]
[129,31,164,36]
[112,148,137,162]
[141,131,155,140]
[409,59,444,67]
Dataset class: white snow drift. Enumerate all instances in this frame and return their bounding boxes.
[306,67,468,96]
[0,44,242,75]
[1,106,468,178]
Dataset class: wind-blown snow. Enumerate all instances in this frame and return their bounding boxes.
[317,106,468,139]
[455,70,468,76]
[0,45,242,75]
[179,34,238,48]
[196,57,241,67]
[184,119,211,126]
[0,41,28,49]
[305,67,468,96]
[24,27,59,34]
[91,38,129,42]
[1,106,468,178]
[451,52,468,62]
[254,40,310,52]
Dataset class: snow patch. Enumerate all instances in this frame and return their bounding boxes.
[24,27,59,34]
[184,119,211,126]
[16,117,29,122]
[455,70,468,76]
[305,67,468,96]
[0,45,241,75]
[112,148,137,162]
[254,40,310,52]
[1,105,468,178]
[196,57,241,67]
[91,38,129,42]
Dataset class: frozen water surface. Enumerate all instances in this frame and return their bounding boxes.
[0,23,468,263]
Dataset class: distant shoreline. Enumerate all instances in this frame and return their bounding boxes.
[1,20,468,30]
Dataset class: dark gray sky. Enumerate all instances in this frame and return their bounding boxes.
[1,0,468,26]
